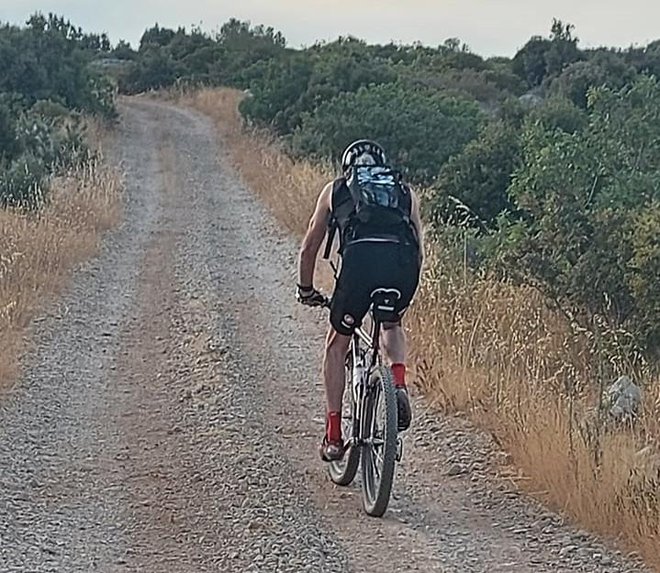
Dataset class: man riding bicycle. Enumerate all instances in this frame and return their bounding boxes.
[296,140,424,462]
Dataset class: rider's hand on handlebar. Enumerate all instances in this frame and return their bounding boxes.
[296,284,327,307]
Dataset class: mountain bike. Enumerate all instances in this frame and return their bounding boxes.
[322,289,404,517]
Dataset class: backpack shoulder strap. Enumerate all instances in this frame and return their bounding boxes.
[323,178,346,260]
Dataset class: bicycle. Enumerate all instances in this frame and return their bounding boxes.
[321,289,404,517]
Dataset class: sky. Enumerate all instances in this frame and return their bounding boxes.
[2,0,659,56]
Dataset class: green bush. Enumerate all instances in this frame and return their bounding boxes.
[290,82,484,183]
[0,13,108,207]
[0,14,115,117]
[427,120,521,228]
[0,106,90,207]
[495,78,660,353]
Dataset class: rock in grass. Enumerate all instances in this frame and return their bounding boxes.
[605,375,642,422]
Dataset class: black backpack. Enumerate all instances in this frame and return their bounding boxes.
[346,164,409,227]
[323,164,417,258]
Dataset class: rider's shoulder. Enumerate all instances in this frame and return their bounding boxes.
[315,180,334,209]
[322,178,344,196]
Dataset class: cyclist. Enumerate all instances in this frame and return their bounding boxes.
[296,139,424,462]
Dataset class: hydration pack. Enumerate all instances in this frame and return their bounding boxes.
[323,165,417,259]
[346,165,409,227]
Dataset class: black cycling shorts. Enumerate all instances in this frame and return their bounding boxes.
[330,241,421,336]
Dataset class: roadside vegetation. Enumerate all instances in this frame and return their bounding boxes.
[2,9,659,567]
[0,14,123,389]
[118,18,659,360]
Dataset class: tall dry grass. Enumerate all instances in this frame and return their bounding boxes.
[0,157,122,390]
[182,87,660,567]
[409,252,660,555]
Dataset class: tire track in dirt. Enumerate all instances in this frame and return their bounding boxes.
[0,98,651,573]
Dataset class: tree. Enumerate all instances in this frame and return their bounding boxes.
[111,40,137,60]
[291,82,484,183]
[428,121,521,229]
[239,52,314,133]
[512,36,550,87]
[550,51,636,108]
[497,77,660,353]
[512,19,582,88]
[120,46,180,93]
[139,24,176,51]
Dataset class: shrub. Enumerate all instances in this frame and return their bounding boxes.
[290,82,484,183]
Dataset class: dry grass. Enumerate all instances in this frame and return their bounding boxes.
[0,157,122,391]
[182,87,660,568]
[408,254,660,557]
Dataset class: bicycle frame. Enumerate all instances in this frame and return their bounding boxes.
[322,262,404,513]
[326,260,392,449]
[347,313,382,447]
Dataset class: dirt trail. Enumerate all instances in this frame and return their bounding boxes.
[0,99,651,572]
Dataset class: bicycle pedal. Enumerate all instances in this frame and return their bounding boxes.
[396,436,404,462]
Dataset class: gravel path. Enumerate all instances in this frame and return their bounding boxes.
[0,98,652,572]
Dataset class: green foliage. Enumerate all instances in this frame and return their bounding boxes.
[239,38,398,134]
[528,97,587,133]
[497,78,660,352]
[0,13,112,207]
[217,18,286,84]
[625,39,660,77]
[549,54,636,108]
[139,24,176,50]
[512,19,582,88]
[427,121,521,228]
[111,40,136,60]
[120,46,181,93]
[0,106,90,207]
[119,19,287,93]
[0,98,19,161]
[290,83,484,183]
[0,14,115,116]
[238,52,315,133]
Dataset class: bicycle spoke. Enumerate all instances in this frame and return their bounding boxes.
[374,447,384,468]
[372,449,382,481]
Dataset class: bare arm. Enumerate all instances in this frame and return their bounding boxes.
[410,189,425,267]
[298,182,332,288]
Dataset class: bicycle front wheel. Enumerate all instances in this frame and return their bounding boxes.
[360,365,398,517]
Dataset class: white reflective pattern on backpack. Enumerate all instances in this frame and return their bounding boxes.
[352,165,401,211]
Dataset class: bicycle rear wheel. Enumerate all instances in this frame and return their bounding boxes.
[360,365,398,517]
[328,354,360,486]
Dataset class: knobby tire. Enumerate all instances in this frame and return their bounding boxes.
[360,365,398,517]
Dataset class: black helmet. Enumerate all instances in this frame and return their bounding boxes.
[341,139,387,172]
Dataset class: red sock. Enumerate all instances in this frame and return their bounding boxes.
[391,363,406,389]
[326,411,342,442]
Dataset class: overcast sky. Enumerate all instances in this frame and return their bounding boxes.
[2,1,659,56]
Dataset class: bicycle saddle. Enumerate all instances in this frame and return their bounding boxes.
[370,288,401,322]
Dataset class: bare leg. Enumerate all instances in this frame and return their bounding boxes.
[382,321,412,429]
[381,322,406,364]
[323,326,351,412]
